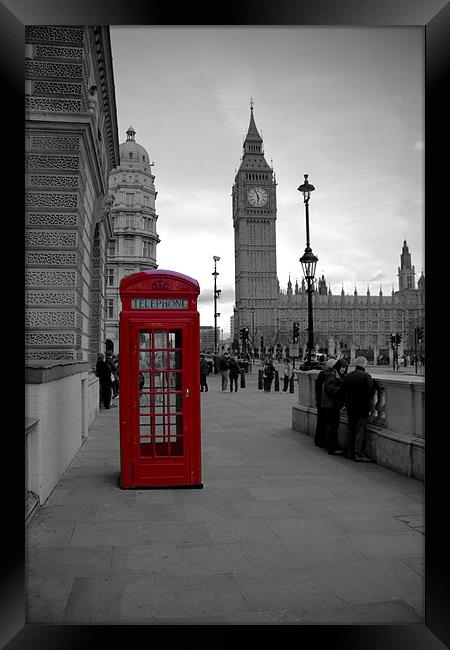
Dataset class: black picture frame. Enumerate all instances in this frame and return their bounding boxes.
[3,0,449,647]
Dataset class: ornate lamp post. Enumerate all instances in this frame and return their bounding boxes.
[213,256,221,372]
[298,174,318,369]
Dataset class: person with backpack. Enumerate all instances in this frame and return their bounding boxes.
[262,357,276,392]
[228,355,242,392]
[320,358,348,455]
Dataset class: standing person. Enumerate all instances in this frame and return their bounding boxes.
[228,355,241,392]
[107,353,119,399]
[321,358,348,454]
[96,352,112,409]
[282,357,293,393]
[342,356,376,462]
[200,353,209,392]
[219,352,230,392]
[314,358,337,448]
[263,357,275,392]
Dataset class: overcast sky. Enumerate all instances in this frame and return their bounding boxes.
[110,27,424,337]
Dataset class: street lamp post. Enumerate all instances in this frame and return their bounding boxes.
[251,306,255,353]
[212,256,221,372]
[298,174,318,370]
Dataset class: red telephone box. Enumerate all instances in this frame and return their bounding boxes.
[119,269,202,488]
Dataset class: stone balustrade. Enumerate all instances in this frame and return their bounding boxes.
[292,369,425,480]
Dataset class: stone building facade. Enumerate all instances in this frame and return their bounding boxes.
[25,25,120,368]
[105,127,160,354]
[233,107,425,359]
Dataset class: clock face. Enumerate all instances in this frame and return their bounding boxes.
[248,186,268,206]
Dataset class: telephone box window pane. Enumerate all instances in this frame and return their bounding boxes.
[169,351,182,369]
[153,372,168,390]
[154,351,168,370]
[140,331,152,347]
[168,329,182,348]
[139,351,152,370]
[154,330,168,349]
[169,372,182,391]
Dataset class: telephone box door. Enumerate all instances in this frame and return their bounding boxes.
[127,321,197,486]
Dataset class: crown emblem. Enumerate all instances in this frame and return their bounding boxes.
[152,279,169,291]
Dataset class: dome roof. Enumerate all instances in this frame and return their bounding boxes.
[119,126,150,165]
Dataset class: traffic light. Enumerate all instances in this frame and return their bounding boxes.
[292,322,300,343]
[240,327,249,342]
[395,333,402,344]
[389,334,396,348]
[417,327,423,343]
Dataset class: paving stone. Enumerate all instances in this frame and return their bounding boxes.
[140,520,212,545]
[204,517,280,543]
[240,537,364,570]
[233,567,341,611]
[94,502,178,522]
[330,512,409,534]
[176,542,252,574]
[69,521,144,547]
[174,500,241,522]
[63,575,157,622]
[111,545,181,575]
[26,545,113,579]
[151,572,249,617]
[344,530,424,559]
[230,499,299,519]
[304,599,423,623]
[265,515,344,540]
[26,575,74,623]
[26,521,75,547]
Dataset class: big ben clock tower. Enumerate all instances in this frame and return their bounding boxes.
[232,101,279,348]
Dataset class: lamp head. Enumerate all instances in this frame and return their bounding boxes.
[298,174,315,202]
[300,247,318,280]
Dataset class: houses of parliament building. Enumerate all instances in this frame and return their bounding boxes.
[232,105,425,359]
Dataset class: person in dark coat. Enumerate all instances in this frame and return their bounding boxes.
[314,358,337,448]
[228,355,241,392]
[96,352,112,409]
[320,358,348,454]
[263,357,276,392]
[342,356,376,462]
[200,354,209,392]
[219,353,230,391]
[107,353,119,399]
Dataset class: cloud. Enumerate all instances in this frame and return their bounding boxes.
[370,270,387,281]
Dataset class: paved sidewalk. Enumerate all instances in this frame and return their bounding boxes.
[26,372,424,625]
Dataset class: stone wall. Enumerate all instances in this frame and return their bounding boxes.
[25,25,119,364]
[25,362,99,505]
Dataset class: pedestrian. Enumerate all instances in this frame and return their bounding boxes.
[228,355,241,392]
[342,356,376,462]
[107,353,119,399]
[314,358,337,448]
[96,352,112,409]
[219,352,230,391]
[282,357,293,393]
[263,357,276,392]
[320,358,348,455]
[200,353,209,392]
